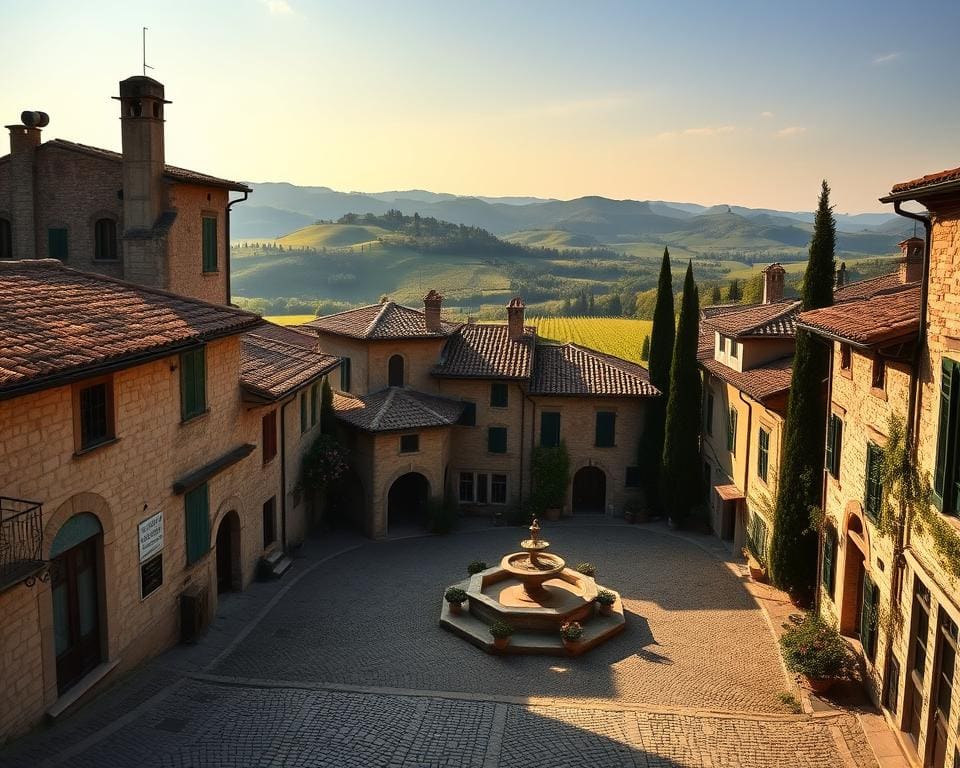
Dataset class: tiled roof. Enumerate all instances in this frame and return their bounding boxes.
[302,301,460,340]
[40,139,251,192]
[888,165,960,196]
[796,285,920,347]
[433,324,535,379]
[0,259,261,396]
[240,325,339,401]
[833,271,912,303]
[332,387,464,432]
[701,356,793,402]
[245,322,318,350]
[530,343,659,397]
[707,300,800,339]
[702,303,746,320]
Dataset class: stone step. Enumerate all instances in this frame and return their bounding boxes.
[270,556,293,578]
[263,548,285,567]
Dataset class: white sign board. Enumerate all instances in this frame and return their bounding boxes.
[138,511,164,563]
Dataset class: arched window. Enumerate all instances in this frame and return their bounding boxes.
[94,218,118,261]
[388,355,404,387]
[0,217,11,260]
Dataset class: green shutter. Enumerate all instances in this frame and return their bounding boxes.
[48,228,68,260]
[541,412,561,447]
[758,428,769,482]
[202,217,217,272]
[340,358,351,392]
[822,528,836,597]
[861,576,878,661]
[185,483,210,564]
[491,382,508,408]
[595,412,615,447]
[935,359,956,511]
[488,427,507,454]
[180,348,206,420]
[825,415,836,475]
[727,407,738,453]
[865,442,883,522]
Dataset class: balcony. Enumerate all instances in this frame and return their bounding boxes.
[0,497,45,593]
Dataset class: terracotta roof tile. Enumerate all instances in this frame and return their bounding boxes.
[889,165,960,196]
[708,301,800,339]
[245,322,318,350]
[302,301,460,340]
[797,285,920,347]
[833,271,913,302]
[0,259,261,396]
[434,324,535,379]
[531,343,659,397]
[240,325,339,401]
[332,387,464,432]
[701,356,793,402]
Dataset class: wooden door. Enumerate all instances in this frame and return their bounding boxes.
[52,537,102,694]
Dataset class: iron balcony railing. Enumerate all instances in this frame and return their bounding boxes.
[0,496,45,591]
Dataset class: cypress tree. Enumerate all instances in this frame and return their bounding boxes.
[641,248,675,507]
[640,335,650,361]
[769,180,836,600]
[661,262,702,526]
[320,377,336,436]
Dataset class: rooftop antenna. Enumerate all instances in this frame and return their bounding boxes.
[142,27,154,76]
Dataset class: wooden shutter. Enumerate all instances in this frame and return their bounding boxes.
[541,412,561,447]
[488,427,507,453]
[758,428,769,481]
[595,412,615,447]
[180,348,206,420]
[340,358,351,391]
[310,384,318,426]
[822,528,836,597]
[202,217,217,272]
[860,576,878,661]
[300,392,308,433]
[48,228,68,260]
[185,484,210,564]
[825,415,836,474]
[458,402,476,426]
[727,407,738,452]
[865,443,883,521]
[935,359,954,506]
[491,382,508,408]
[262,411,277,462]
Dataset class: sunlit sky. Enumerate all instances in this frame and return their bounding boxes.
[3,0,958,212]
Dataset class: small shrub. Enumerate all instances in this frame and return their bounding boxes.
[575,562,596,577]
[467,560,488,575]
[444,587,467,604]
[489,620,514,639]
[779,614,851,679]
[560,621,583,641]
[777,692,802,714]
[596,590,616,606]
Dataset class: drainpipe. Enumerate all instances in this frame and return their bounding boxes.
[280,397,289,552]
[737,389,753,547]
[225,190,249,306]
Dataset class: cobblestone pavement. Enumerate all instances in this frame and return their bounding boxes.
[0,524,881,767]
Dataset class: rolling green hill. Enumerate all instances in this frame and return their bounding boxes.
[504,230,601,248]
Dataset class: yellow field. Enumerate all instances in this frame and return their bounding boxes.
[263,314,317,325]
[529,317,652,363]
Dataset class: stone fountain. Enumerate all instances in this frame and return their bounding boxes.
[439,519,626,655]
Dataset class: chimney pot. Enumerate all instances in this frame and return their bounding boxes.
[761,263,785,304]
[898,237,924,284]
[507,296,526,340]
[423,289,443,332]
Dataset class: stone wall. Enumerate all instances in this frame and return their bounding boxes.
[166,184,228,305]
[367,338,446,394]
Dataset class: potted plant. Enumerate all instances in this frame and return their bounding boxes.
[530,444,570,523]
[743,548,768,582]
[560,620,584,650]
[575,562,597,577]
[467,560,487,575]
[779,614,852,694]
[445,587,467,615]
[489,619,514,650]
[595,589,616,616]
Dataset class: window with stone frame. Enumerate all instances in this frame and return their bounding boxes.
[74,376,115,451]
[399,434,420,453]
[871,355,886,390]
[757,427,770,482]
[840,343,851,371]
[94,218,118,261]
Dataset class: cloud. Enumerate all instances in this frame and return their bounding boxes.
[659,125,735,139]
[872,52,900,65]
[776,126,807,137]
[261,0,292,14]
[760,111,774,119]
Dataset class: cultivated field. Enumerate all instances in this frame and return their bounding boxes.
[264,314,317,326]
[528,316,652,363]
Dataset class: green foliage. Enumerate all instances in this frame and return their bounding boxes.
[728,278,741,301]
[320,378,336,436]
[640,335,650,361]
[560,621,584,641]
[489,619,515,639]
[575,562,596,577]
[299,434,349,495]
[770,182,836,599]
[739,274,763,305]
[530,443,571,513]
[661,262,702,526]
[444,587,467,604]
[596,589,616,606]
[779,614,852,679]
[777,692,803,714]
[467,560,488,575]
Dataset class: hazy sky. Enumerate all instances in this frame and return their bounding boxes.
[3,0,958,212]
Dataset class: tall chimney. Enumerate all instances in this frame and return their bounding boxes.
[898,237,924,284]
[115,76,169,233]
[5,111,47,259]
[423,289,443,332]
[761,263,785,304]
[835,262,847,289]
[507,297,526,340]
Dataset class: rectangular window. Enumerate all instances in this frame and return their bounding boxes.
[625,466,642,488]
[490,382,508,408]
[94,218,118,261]
[726,407,738,454]
[595,412,616,448]
[458,401,477,426]
[865,441,884,522]
[180,347,207,421]
[746,513,769,564]
[400,434,419,453]
[730,338,738,358]
[540,412,561,448]
[491,474,507,504]
[262,410,277,463]
[840,343,851,371]
[184,483,210,565]
[262,497,276,549]
[48,227,68,260]
[934,358,960,515]
[872,356,886,390]
[488,426,507,454]
[718,335,727,354]
[300,391,308,434]
[310,383,319,427]
[826,414,843,479]
[860,575,879,662]
[706,391,714,436]
[202,216,217,272]
[822,526,837,598]
[459,472,475,503]
[476,473,489,504]
[913,580,931,679]
[340,358,351,392]
[77,379,114,450]
[884,655,901,714]
[757,427,770,483]
[935,612,958,722]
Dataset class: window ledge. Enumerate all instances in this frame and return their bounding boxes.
[181,408,211,426]
[399,451,420,456]
[869,387,888,401]
[839,368,853,380]
[47,659,121,721]
[202,270,220,275]
[73,436,120,458]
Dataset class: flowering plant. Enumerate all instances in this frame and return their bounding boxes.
[560,621,584,641]
[299,434,349,493]
[779,614,851,679]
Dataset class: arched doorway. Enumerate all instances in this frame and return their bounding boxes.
[215,511,241,594]
[50,513,104,694]
[387,472,429,532]
[572,466,606,514]
[388,355,405,387]
[840,515,867,637]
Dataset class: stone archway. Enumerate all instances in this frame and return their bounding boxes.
[839,504,870,637]
[572,466,606,514]
[387,472,430,533]
[214,510,242,594]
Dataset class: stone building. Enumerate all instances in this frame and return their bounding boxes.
[301,295,658,538]
[798,168,960,768]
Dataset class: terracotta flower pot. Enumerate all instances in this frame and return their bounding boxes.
[598,604,613,617]
[448,601,463,615]
[493,636,510,650]
[562,638,581,652]
[804,675,834,694]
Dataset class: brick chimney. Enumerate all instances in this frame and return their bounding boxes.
[423,289,443,332]
[5,111,47,259]
[898,237,924,284]
[761,263,785,304]
[507,297,526,340]
[835,262,847,288]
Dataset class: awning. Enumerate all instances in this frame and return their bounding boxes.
[714,483,745,502]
